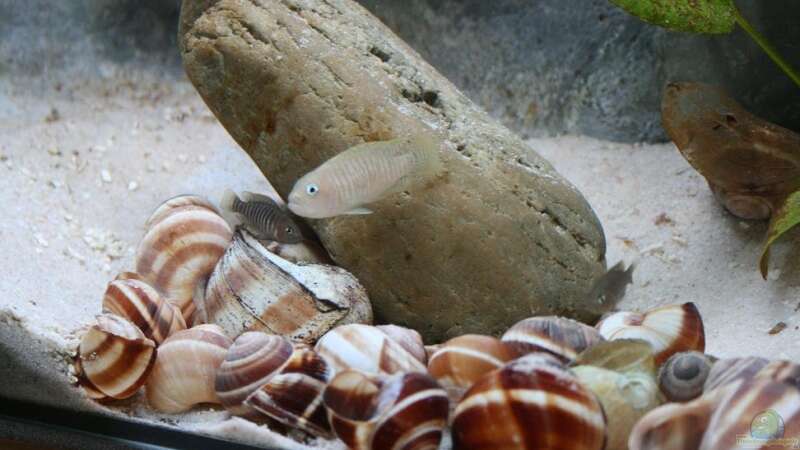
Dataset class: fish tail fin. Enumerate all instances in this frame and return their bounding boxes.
[407,133,443,181]
[220,189,240,213]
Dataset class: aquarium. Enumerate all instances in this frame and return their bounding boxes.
[1,0,799,449]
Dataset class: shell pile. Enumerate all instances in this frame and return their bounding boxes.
[68,194,797,450]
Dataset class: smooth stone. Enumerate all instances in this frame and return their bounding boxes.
[180,0,607,342]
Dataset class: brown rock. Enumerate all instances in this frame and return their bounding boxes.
[179,0,606,342]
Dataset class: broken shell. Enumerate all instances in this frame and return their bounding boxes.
[73,314,156,400]
[201,230,372,342]
[427,334,517,402]
[102,277,186,345]
[572,365,661,450]
[658,351,712,402]
[574,339,658,376]
[245,343,334,437]
[145,324,232,413]
[314,324,426,376]
[596,302,705,364]
[260,238,333,265]
[135,196,232,323]
[452,353,606,450]
[703,356,769,393]
[501,315,604,362]
[214,332,294,416]
[323,370,449,450]
[630,377,800,450]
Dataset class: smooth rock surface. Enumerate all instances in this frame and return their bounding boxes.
[180,0,607,342]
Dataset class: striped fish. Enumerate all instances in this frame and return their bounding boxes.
[221,190,303,244]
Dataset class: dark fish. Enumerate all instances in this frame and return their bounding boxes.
[586,261,635,312]
[221,190,303,244]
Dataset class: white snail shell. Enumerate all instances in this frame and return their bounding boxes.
[135,195,233,324]
[145,324,232,413]
[452,353,606,450]
[314,324,426,376]
[658,351,712,402]
[73,314,156,400]
[596,302,705,365]
[502,315,604,362]
[201,230,372,342]
[102,275,186,345]
[323,369,449,450]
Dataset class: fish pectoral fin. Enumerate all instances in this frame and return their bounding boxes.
[345,207,373,215]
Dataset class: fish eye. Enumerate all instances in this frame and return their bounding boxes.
[305,183,319,196]
[285,227,293,234]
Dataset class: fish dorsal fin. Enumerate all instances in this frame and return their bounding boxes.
[241,191,280,205]
[345,207,373,215]
[220,189,240,212]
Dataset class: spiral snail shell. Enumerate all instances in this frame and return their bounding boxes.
[73,314,156,400]
[658,351,713,402]
[323,369,449,450]
[135,195,233,324]
[145,324,232,413]
[596,302,705,364]
[102,276,186,345]
[314,324,426,376]
[426,334,517,402]
[501,315,604,362]
[703,356,769,393]
[200,230,372,342]
[452,353,606,450]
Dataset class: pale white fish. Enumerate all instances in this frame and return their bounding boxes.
[287,135,442,219]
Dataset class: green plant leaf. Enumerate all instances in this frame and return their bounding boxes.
[760,190,800,279]
[609,0,736,34]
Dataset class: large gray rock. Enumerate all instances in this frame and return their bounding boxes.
[180,0,607,342]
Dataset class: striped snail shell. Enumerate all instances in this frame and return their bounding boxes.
[145,324,232,413]
[703,356,769,393]
[374,325,427,365]
[314,324,426,376]
[452,353,606,450]
[572,365,661,450]
[630,377,800,450]
[102,275,186,345]
[245,343,333,437]
[757,360,800,389]
[501,315,604,362]
[323,370,449,450]
[596,302,705,365]
[135,195,233,324]
[426,334,518,402]
[658,351,713,402]
[73,314,156,400]
[200,230,372,342]
[144,194,221,230]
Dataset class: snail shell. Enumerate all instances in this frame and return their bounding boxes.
[658,351,712,402]
[427,334,517,402]
[245,344,333,437]
[145,324,232,413]
[314,324,426,376]
[135,195,233,324]
[596,302,705,365]
[574,338,658,376]
[201,230,372,342]
[452,353,606,450]
[703,356,769,393]
[144,194,220,230]
[102,276,186,345]
[323,370,449,450]
[501,315,604,362]
[375,324,427,365]
[73,314,156,400]
[572,365,661,450]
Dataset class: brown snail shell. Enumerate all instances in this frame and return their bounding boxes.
[501,315,604,362]
[323,369,449,450]
[245,344,333,437]
[658,351,712,402]
[703,356,769,393]
[375,324,427,365]
[200,230,372,342]
[102,276,186,345]
[145,324,232,413]
[426,334,517,402]
[135,195,232,324]
[452,353,606,450]
[144,194,220,230]
[73,314,156,400]
[630,376,800,450]
[596,302,705,365]
[314,324,426,376]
